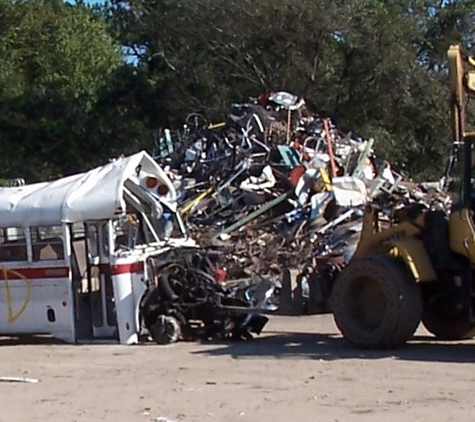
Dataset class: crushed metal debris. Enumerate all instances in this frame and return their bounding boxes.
[153,91,449,315]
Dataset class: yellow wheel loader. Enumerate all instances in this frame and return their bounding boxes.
[331,44,475,348]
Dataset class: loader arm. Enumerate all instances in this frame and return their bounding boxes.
[446,44,475,264]
[352,205,437,281]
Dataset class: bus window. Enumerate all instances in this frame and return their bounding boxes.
[114,214,144,250]
[31,226,65,261]
[0,227,28,262]
[86,224,99,259]
[100,223,110,257]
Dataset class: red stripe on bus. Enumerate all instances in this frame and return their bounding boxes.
[110,262,144,275]
[0,267,69,280]
[1,262,144,280]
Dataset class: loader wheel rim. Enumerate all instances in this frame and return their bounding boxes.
[346,276,387,331]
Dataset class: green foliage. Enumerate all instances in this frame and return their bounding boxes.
[108,0,475,180]
[1,0,475,182]
[0,0,120,100]
[0,0,135,181]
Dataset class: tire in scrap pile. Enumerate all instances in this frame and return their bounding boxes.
[331,255,423,349]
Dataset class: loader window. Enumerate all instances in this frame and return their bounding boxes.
[450,140,475,210]
[471,143,475,190]
[469,141,475,208]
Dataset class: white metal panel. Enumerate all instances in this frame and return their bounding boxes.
[112,272,138,345]
[0,151,176,228]
[0,278,75,343]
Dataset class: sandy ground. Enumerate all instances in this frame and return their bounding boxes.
[0,315,474,422]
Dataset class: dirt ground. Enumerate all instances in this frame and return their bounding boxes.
[0,315,474,422]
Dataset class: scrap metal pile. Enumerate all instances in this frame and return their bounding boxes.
[141,247,280,344]
[154,91,450,311]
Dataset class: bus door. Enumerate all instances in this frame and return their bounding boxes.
[70,222,116,340]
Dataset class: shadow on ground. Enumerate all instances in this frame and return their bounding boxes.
[191,331,475,364]
[0,335,120,346]
[1,329,475,365]
[0,335,66,346]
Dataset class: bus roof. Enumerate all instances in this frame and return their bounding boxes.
[0,151,177,228]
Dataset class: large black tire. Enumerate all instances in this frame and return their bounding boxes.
[331,255,423,349]
[422,310,475,340]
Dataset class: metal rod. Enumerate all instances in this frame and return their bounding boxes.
[323,118,338,178]
[213,192,291,239]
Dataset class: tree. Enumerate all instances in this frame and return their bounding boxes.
[2,0,474,182]
[0,0,125,181]
[109,0,475,180]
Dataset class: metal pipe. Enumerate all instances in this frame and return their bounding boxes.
[323,118,338,178]
[213,192,291,239]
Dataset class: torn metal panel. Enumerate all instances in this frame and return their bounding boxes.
[0,151,176,227]
[332,176,368,207]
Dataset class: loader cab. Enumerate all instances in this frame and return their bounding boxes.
[444,45,475,266]
[446,45,475,211]
[446,136,475,210]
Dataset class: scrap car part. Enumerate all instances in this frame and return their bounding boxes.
[140,248,279,344]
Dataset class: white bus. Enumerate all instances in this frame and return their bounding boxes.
[0,151,194,344]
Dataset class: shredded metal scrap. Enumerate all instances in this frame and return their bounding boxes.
[152,90,449,316]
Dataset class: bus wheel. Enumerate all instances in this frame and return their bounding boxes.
[150,314,182,344]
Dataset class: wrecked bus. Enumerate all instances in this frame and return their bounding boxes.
[0,151,195,344]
